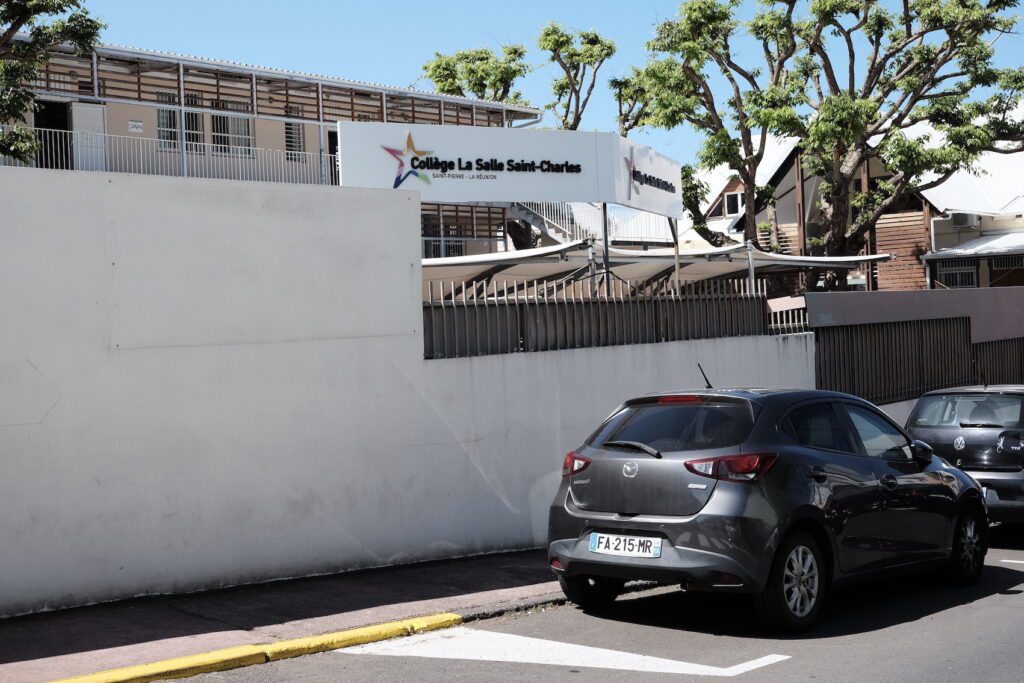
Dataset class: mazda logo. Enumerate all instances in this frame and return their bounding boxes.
[622,461,639,478]
[953,437,966,451]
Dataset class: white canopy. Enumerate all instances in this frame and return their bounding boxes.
[423,241,892,294]
[921,231,1024,261]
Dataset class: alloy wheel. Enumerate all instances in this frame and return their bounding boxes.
[783,545,819,618]
[960,517,982,575]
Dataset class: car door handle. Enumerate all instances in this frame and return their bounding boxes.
[880,475,899,491]
[808,466,828,483]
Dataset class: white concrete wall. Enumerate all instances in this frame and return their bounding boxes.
[0,168,816,616]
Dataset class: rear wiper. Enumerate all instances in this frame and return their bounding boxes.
[602,440,662,459]
[959,422,1003,428]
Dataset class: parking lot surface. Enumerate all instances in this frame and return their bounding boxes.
[201,528,1024,682]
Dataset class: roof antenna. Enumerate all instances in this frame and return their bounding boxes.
[698,362,713,389]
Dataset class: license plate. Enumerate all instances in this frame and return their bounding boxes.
[588,533,662,558]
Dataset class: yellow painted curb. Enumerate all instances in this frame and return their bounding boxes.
[52,612,464,683]
[263,612,463,662]
[50,645,267,683]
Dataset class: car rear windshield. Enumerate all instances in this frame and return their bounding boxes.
[587,399,755,452]
[910,394,1024,429]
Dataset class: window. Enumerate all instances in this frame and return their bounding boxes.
[725,192,744,216]
[211,99,253,155]
[156,92,178,150]
[184,93,204,153]
[156,92,205,153]
[783,403,852,452]
[935,259,977,289]
[285,105,304,162]
[707,198,723,218]
[910,394,1024,429]
[587,399,755,452]
[845,405,911,460]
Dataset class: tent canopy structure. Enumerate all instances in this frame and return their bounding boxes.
[422,240,891,296]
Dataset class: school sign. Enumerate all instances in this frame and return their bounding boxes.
[337,121,684,219]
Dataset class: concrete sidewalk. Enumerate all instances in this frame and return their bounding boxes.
[0,550,559,682]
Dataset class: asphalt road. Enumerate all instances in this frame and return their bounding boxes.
[201,527,1024,682]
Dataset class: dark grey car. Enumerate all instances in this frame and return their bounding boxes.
[906,386,1024,524]
[548,389,987,630]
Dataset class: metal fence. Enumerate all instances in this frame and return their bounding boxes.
[769,307,809,335]
[423,278,770,359]
[815,318,980,405]
[1,126,338,186]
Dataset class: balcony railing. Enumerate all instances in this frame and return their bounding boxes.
[1,126,338,186]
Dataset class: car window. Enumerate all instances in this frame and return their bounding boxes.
[783,402,853,453]
[910,394,1024,429]
[846,404,911,460]
[588,400,754,452]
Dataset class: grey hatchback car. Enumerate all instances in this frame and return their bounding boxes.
[548,389,987,630]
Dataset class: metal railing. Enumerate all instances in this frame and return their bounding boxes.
[423,277,769,359]
[769,307,809,334]
[518,201,674,244]
[421,237,507,259]
[1,126,338,186]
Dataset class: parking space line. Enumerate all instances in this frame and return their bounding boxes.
[346,626,790,677]
[1000,559,1024,565]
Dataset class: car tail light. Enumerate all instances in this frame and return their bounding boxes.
[685,453,777,482]
[562,451,591,477]
[658,395,704,404]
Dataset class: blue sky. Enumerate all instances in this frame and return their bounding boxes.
[84,0,695,157]
[84,0,1024,165]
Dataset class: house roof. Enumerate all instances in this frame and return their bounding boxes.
[921,231,1024,261]
[918,149,1024,216]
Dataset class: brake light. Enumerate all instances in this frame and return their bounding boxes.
[658,395,704,404]
[685,453,777,482]
[562,451,591,477]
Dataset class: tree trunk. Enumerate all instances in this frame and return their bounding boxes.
[742,183,759,243]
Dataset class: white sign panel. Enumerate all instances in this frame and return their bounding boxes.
[337,122,683,218]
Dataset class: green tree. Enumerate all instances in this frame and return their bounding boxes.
[538,23,616,130]
[795,0,1024,283]
[680,164,738,247]
[1,1,103,162]
[646,0,804,243]
[609,65,657,138]
[421,45,530,106]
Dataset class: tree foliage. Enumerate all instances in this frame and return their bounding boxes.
[421,45,531,106]
[645,0,1024,281]
[538,22,616,130]
[794,0,1024,275]
[1,1,103,161]
[646,0,803,243]
[680,163,738,246]
[609,66,654,137]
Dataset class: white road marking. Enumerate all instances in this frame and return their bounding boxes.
[346,626,789,677]
[1000,559,1024,565]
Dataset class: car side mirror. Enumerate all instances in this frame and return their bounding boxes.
[910,440,933,465]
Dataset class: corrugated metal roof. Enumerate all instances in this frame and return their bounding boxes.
[50,37,543,116]
[921,231,1024,260]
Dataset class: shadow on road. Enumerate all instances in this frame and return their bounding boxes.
[0,549,552,665]
[579,526,1024,640]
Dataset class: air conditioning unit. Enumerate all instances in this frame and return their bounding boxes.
[951,213,980,229]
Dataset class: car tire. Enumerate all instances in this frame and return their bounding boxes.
[754,531,826,632]
[943,506,987,585]
[558,575,624,610]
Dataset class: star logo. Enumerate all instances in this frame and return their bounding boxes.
[382,133,432,188]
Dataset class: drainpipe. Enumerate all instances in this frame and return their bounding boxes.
[927,213,944,290]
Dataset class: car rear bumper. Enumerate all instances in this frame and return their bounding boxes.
[547,484,779,593]
[548,536,761,593]
[968,470,1024,523]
